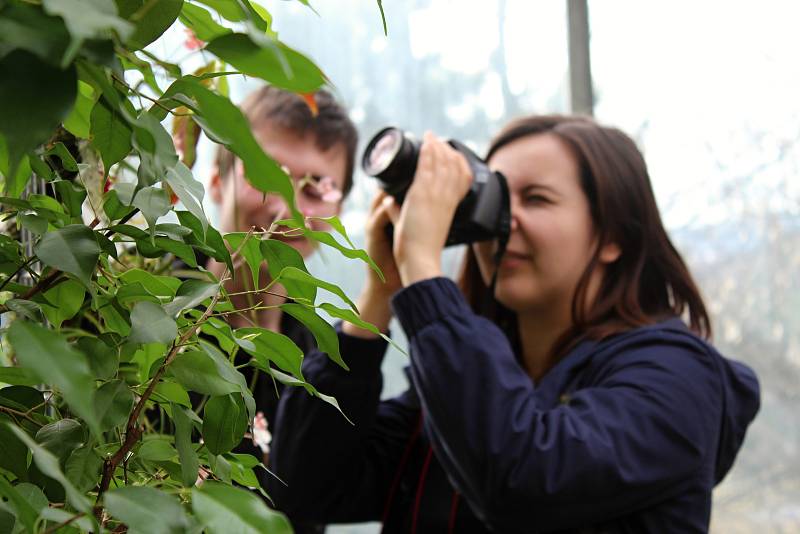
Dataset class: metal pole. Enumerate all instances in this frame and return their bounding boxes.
[567,0,594,116]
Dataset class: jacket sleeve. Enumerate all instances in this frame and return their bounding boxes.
[267,325,419,524]
[391,277,723,533]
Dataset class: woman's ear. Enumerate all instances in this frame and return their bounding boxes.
[599,241,622,264]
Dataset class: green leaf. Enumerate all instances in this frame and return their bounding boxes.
[203,393,248,455]
[151,380,191,407]
[132,113,178,188]
[91,98,133,170]
[277,266,358,312]
[137,438,177,462]
[260,239,314,302]
[7,321,100,437]
[39,508,97,533]
[164,162,207,230]
[115,281,162,306]
[7,423,92,513]
[192,481,291,534]
[132,186,171,230]
[0,367,39,387]
[205,33,325,93]
[95,380,134,431]
[157,78,302,227]
[42,0,134,42]
[191,0,247,22]
[177,210,232,272]
[77,336,119,381]
[0,2,71,65]
[35,419,85,461]
[118,268,180,297]
[104,486,190,534]
[0,414,30,480]
[0,50,77,181]
[4,299,43,322]
[0,474,39,534]
[163,279,219,317]
[137,235,198,267]
[64,444,103,493]
[224,232,262,291]
[53,179,88,218]
[63,81,98,139]
[128,301,178,344]
[168,350,241,397]
[125,0,184,50]
[39,278,85,329]
[34,224,100,287]
[171,403,200,487]
[180,2,232,42]
[282,303,347,369]
[235,327,304,379]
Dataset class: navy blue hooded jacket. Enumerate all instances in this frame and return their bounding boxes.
[268,277,760,533]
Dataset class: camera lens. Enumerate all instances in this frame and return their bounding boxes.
[363,128,403,176]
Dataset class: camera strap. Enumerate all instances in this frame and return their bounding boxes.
[489,172,511,295]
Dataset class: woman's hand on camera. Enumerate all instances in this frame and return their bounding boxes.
[393,132,472,286]
[342,190,401,338]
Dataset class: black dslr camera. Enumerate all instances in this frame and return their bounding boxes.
[361,127,510,247]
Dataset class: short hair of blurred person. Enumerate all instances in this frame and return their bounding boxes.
[209,86,358,259]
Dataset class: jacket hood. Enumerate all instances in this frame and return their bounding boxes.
[652,319,760,484]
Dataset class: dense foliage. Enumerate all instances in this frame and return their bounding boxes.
[0,0,387,532]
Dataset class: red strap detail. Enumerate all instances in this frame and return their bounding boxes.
[410,445,434,534]
[381,412,423,525]
[448,490,460,533]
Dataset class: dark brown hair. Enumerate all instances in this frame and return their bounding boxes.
[459,115,711,361]
[216,86,358,196]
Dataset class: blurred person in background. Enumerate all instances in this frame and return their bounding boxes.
[267,115,760,533]
[201,85,358,534]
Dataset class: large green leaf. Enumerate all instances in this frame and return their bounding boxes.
[177,210,232,272]
[164,161,207,230]
[39,278,85,329]
[282,303,347,369]
[157,78,302,227]
[95,379,134,431]
[53,179,88,218]
[63,80,97,139]
[64,445,103,493]
[235,327,304,379]
[0,414,30,480]
[0,474,39,534]
[163,279,219,318]
[171,403,200,487]
[124,0,184,50]
[224,232,262,291]
[118,268,180,297]
[90,97,133,170]
[34,224,101,287]
[42,0,133,41]
[179,2,232,42]
[128,301,178,345]
[0,2,71,65]
[203,393,248,455]
[0,367,39,387]
[77,336,119,380]
[0,50,77,182]
[132,186,171,231]
[35,419,85,462]
[192,481,291,534]
[277,266,358,312]
[7,321,100,437]
[168,350,240,397]
[132,112,178,188]
[260,239,314,303]
[104,486,190,534]
[205,33,325,93]
[7,424,92,513]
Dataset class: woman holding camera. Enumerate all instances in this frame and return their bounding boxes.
[268,116,760,533]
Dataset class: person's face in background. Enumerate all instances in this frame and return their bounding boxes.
[472,133,619,318]
[210,124,348,259]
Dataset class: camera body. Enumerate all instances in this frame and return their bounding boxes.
[362,127,510,247]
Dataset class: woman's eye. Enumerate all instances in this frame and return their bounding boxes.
[300,182,323,200]
[524,194,549,204]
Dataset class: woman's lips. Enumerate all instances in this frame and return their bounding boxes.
[500,250,530,268]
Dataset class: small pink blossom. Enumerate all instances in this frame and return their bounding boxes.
[184,28,204,50]
[252,411,272,454]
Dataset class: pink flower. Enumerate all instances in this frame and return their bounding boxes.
[184,28,204,50]
[252,411,272,454]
